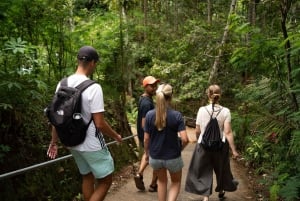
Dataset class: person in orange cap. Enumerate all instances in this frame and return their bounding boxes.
[134,76,160,192]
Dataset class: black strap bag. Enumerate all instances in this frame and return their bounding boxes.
[200,105,223,152]
[45,78,96,146]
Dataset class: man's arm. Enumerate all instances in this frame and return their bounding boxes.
[47,126,59,159]
[93,112,122,143]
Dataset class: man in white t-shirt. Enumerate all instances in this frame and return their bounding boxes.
[47,46,122,201]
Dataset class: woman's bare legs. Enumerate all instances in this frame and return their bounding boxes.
[157,168,168,201]
[168,169,182,201]
[156,168,182,201]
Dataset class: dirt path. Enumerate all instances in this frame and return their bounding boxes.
[105,127,256,201]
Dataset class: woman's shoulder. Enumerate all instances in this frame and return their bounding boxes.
[219,105,230,112]
[146,109,156,116]
[168,109,182,115]
[199,104,230,113]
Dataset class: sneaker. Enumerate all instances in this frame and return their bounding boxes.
[134,173,145,191]
[233,179,239,187]
[148,184,157,192]
[218,190,225,199]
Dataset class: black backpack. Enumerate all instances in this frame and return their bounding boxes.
[45,78,96,146]
[200,105,223,151]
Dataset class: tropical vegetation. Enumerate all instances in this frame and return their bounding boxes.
[0,0,299,200]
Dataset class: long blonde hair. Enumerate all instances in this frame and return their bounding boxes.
[155,84,173,131]
[206,84,221,104]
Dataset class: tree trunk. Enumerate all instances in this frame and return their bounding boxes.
[208,0,237,84]
[118,0,135,138]
[207,0,212,25]
[244,0,258,84]
[248,0,256,26]
[174,0,178,32]
[143,0,148,42]
[280,0,299,111]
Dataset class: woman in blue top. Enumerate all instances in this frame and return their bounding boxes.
[144,83,189,201]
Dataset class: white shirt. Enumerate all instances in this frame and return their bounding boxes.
[196,104,231,144]
[55,74,106,151]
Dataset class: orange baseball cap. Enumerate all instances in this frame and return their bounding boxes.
[142,76,160,87]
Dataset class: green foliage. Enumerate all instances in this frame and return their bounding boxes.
[0,1,139,201]
[71,11,126,97]
[0,161,81,201]
[279,175,300,201]
[270,183,280,201]
[230,5,300,198]
[233,78,300,198]
[261,157,300,201]
[245,136,266,165]
[0,145,10,163]
[231,109,253,150]
[290,130,300,154]
[231,33,283,77]
[4,37,27,54]
[0,0,299,200]
[243,134,274,174]
[125,95,138,125]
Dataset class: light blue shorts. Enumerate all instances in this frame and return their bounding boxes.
[149,156,184,173]
[70,147,114,179]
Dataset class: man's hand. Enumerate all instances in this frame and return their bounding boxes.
[115,134,122,143]
[47,143,58,159]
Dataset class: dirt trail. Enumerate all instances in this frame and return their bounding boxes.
[105,127,256,201]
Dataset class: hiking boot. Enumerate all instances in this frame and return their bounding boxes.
[134,173,145,191]
[148,184,157,192]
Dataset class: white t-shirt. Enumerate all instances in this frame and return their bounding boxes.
[55,74,106,151]
[196,104,231,144]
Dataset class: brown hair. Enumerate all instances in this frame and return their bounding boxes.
[206,84,221,104]
[155,84,173,131]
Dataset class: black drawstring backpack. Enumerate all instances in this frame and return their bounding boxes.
[200,104,224,152]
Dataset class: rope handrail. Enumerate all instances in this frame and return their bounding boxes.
[0,135,137,181]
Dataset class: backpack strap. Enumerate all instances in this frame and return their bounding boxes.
[206,104,224,142]
[205,104,222,119]
[60,77,68,87]
[74,79,97,128]
[75,79,97,92]
[215,107,222,118]
[204,106,213,119]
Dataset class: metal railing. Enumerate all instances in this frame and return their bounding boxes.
[184,116,196,128]
[0,135,136,181]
